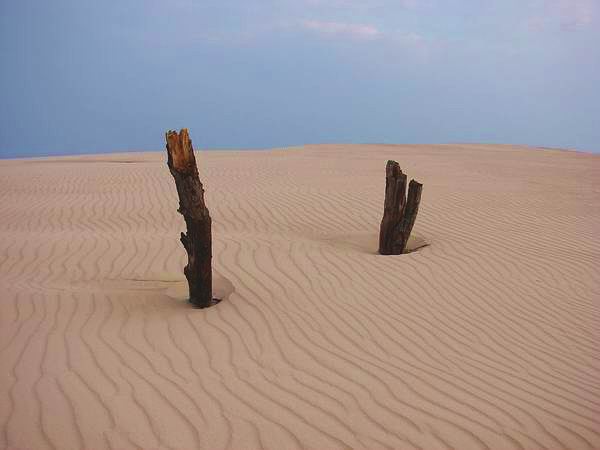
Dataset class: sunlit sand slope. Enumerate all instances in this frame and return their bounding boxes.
[1,144,599,450]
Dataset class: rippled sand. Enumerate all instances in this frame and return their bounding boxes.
[1,144,599,450]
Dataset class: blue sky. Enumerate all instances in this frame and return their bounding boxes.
[1,0,599,157]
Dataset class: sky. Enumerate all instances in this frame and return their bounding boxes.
[1,0,599,158]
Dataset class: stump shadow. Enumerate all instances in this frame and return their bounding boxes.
[318,232,429,255]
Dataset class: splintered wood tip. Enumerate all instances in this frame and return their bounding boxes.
[166,128,195,172]
[409,179,423,188]
[386,160,402,177]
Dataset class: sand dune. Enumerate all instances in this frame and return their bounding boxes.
[1,143,599,450]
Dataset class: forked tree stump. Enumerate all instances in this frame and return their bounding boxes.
[165,129,215,307]
[378,160,423,255]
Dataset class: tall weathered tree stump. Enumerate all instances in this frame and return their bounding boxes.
[378,160,423,255]
[165,129,215,307]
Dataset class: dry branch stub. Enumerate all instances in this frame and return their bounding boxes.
[165,128,217,308]
[378,160,423,255]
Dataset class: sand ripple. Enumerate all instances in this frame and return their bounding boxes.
[1,144,599,450]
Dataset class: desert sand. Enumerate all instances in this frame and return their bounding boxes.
[1,143,599,450]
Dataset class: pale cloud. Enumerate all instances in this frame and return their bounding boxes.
[528,0,596,31]
[301,20,382,39]
[299,19,430,55]
[556,0,595,30]
[304,0,418,6]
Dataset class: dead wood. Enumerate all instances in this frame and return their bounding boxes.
[378,160,423,255]
[165,129,215,307]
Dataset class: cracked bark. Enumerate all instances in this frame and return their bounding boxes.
[378,160,423,255]
[165,129,214,307]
